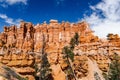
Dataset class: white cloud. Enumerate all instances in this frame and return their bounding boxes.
[83,0,120,38]
[6,0,27,5]
[0,14,7,19]
[0,0,28,7]
[0,13,22,26]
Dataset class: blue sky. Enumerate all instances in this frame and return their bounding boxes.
[0,0,100,27]
[0,0,120,38]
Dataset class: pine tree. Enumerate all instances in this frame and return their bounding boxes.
[40,53,53,80]
[62,33,79,80]
[62,46,75,80]
[39,34,53,80]
[108,53,120,80]
[63,46,74,62]
[94,72,101,80]
[74,33,79,45]
[70,33,79,50]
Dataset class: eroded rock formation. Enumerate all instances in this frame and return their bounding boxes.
[0,20,120,80]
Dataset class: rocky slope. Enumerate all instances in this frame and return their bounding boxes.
[0,20,120,80]
[0,63,27,80]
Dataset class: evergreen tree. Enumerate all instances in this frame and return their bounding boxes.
[108,53,120,80]
[70,38,75,50]
[63,46,74,62]
[102,72,109,80]
[40,53,53,80]
[74,33,79,45]
[62,46,75,80]
[94,72,101,80]
[70,33,79,50]
[62,33,79,80]
[39,34,53,80]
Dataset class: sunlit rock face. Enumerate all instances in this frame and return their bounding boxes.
[0,20,99,53]
[0,53,35,80]
[0,20,120,80]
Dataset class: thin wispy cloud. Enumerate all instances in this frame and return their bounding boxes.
[0,14,22,26]
[0,0,28,8]
[55,0,65,6]
[0,0,27,26]
[0,0,27,5]
[0,3,8,8]
[83,0,120,38]
[6,0,27,5]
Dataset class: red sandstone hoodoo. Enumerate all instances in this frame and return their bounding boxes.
[0,20,120,80]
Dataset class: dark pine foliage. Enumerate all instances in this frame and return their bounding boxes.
[40,53,53,80]
[62,33,79,80]
[70,33,79,50]
[62,46,75,80]
[63,46,74,62]
[108,53,120,80]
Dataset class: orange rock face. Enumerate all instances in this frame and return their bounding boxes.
[0,20,99,53]
[0,20,120,80]
[0,53,35,80]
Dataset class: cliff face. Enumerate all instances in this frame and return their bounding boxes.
[0,20,120,80]
[0,20,99,53]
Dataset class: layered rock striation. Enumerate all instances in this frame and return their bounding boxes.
[0,20,120,80]
[0,20,99,53]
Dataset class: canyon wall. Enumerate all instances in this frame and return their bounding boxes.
[0,20,120,80]
[0,20,99,53]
